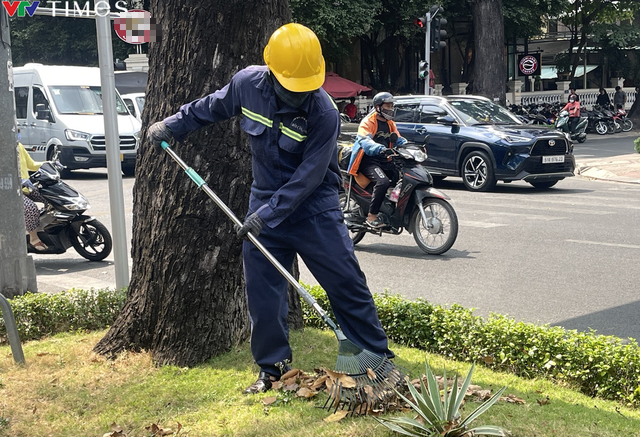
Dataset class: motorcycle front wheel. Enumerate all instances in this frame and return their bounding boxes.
[411,198,458,255]
[595,121,608,135]
[622,119,633,132]
[339,193,366,245]
[71,220,113,261]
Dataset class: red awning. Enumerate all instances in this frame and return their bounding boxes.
[321,72,372,99]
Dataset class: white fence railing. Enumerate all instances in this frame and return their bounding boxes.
[521,88,636,109]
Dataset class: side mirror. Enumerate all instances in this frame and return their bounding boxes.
[436,115,456,125]
[35,104,53,122]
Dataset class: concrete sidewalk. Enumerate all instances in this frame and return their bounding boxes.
[576,152,640,185]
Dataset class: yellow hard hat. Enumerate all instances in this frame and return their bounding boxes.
[263,23,325,93]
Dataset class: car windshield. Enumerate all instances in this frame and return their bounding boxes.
[48,86,129,115]
[448,99,521,125]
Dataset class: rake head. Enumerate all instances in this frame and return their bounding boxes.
[322,338,405,415]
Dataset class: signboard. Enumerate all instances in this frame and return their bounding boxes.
[518,53,541,76]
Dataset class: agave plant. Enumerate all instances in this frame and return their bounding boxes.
[376,361,507,436]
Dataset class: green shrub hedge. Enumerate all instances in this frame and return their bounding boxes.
[302,285,640,407]
[0,288,126,343]
[2,285,639,407]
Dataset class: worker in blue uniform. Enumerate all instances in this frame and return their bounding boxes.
[148,23,394,394]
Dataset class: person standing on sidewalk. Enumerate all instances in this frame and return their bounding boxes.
[614,86,627,109]
[147,23,394,394]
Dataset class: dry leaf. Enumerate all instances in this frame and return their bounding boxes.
[323,410,349,422]
[49,377,59,384]
[262,396,278,405]
[296,387,317,398]
[366,368,377,380]
[37,352,51,357]
[110,423,123,432]
[470,389,493,401]
[501,394,526,404]
[324,368,357,388]
[281,368,300,380]
[271,381,282,390]
[310,374,329,390]
[282,382,299,391]
[537,396,551,406]
[32,406,37,414]
[482,356,494,364]
[364,385,375,401]
[145,423,175,436]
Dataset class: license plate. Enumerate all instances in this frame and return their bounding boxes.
[542,155,564,164]
[120,153,124,162]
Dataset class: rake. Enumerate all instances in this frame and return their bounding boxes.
[159,141,404,413]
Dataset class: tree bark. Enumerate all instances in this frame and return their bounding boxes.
[471,0,506,104]
[93,0,303,367]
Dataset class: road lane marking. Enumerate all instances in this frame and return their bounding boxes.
[461,221,507,228]
[565,239,640,250]
[455,200,615,215]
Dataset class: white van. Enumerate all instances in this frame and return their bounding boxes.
[13,64,141,176]
[121,92,145,122]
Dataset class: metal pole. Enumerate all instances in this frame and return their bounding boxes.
[95,5,129,289]
[32,7,129,289]
[425,12,431,95]
[0,294,25,364]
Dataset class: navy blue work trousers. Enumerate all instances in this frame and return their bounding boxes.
[243,208,393,377]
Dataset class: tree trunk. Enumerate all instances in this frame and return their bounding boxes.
[471,0,506,105]
[93,0,303,367]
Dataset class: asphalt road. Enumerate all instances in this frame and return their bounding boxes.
[30,131,640,340]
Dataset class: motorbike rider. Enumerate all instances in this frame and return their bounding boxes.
[561,94,581,134]
[147,23,394,394]
[347,92,407,228]
[17,142,47,250]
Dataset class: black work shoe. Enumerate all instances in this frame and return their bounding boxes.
[244,371,277,395]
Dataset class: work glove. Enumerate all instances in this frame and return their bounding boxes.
[147,121,173,151]
[235,212,265,240]
[395,136,407,146]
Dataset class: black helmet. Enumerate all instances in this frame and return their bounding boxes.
[373,92,394,108]
[373,92,395,120]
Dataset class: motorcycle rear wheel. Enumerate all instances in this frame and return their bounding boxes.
[71,220,113,261]
[411,198,458,255]
[339,193,366,245]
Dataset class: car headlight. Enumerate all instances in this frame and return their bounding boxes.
[493,130,531,143]
[133,130,141,141]
[65,129,91,142]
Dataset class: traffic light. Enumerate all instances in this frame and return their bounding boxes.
[418,61,428,79]
[414,16,427,31]
[431,16,447,51]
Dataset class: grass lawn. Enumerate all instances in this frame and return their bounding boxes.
[0,328,638,437]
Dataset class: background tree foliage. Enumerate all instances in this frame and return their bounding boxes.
[558,0,640,82]
[9,1,139,67]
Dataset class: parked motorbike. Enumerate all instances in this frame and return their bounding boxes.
[555,110,588,143]
[25,147,113,261]
[338,136,458,255]
[585,107,609,135]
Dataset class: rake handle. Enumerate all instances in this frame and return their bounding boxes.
[160,141,343,336]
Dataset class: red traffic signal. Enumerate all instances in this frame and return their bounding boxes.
[414,17,427,29]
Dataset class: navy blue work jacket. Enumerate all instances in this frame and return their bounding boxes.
[164,66,342,228]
